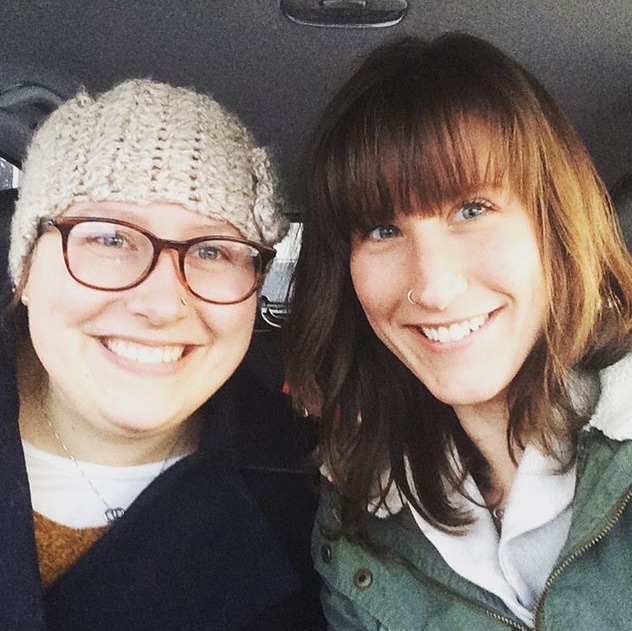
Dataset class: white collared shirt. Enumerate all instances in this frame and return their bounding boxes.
[408,445,576,625]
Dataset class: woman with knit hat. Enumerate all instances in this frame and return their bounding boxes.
[0,79,324,631]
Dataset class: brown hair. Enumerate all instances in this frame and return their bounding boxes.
[285,33,632,538]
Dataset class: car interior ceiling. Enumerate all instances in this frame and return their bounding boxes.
[2,1,632,391]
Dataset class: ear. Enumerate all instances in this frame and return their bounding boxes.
[16,240,38,305]
[16,265,34,308]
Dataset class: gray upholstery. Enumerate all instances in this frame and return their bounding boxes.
[1,2,632,189]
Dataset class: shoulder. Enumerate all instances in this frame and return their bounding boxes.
[312,486,377,631]
[313,482,431,631]
[197,365,323,593]
[227,373,325,630]
[200,364,316,470]
[313,483,397,594]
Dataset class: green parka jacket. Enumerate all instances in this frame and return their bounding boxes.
[313,359,632,630]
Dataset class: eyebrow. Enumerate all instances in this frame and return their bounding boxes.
[64,203,235,233]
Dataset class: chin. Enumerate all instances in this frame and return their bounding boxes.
[429,383,508,409]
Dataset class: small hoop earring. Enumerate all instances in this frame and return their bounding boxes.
[179,297,188,307]
[21,294,30,306]
[406,289,417,306]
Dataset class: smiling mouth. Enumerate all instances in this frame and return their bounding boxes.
[418,314,489,343]
[103,338,186,364]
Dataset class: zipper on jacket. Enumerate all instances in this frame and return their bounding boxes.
[397,555,530,630]
[482,608,530,630]
[533,485,632,627]
[422,573,529,630]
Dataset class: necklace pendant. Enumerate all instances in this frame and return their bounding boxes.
[490,506,505,533]
[105,507,126,524]
[492,507,505,522]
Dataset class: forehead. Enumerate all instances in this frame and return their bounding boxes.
[62,201,244,238]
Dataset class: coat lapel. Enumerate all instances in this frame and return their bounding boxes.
[44,371,304,631]
[44,455,301,630]
[0,353,47,630]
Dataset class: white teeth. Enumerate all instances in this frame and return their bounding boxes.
[104,339,185,364]
[420,314,488,343]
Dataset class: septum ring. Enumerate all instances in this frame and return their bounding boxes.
[406,289,417,306]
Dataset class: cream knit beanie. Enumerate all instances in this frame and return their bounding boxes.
[9,78,288,285]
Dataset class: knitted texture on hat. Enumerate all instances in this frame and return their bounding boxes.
[9,78,288,285]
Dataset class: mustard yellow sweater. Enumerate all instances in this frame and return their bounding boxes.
[33,512,108,590]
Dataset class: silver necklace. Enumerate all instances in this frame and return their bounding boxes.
[490,506,505,533]
[43,409,185,525]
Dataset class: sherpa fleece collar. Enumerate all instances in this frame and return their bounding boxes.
[587,353,632,440]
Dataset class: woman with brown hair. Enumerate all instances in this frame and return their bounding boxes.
[286,34,632,630]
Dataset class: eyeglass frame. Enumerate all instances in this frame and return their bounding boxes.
[37,216,277,305]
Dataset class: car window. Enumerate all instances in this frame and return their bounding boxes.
[0,157,19,190]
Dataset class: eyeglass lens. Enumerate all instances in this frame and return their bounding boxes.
[65,221,261,303]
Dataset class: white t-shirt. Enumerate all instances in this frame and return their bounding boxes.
[22,440,187,528]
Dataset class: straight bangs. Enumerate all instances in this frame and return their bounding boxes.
[321,67,542,236]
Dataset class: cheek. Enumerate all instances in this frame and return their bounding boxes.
[24,281,111,386]
[523,257,547,332]
[350,253,403,327]
[24,243,106,331]
[486,214,545,287]
[488,224,547,332]
[506,231,546,302]
[350,256,377,311]
[198,297,257,342]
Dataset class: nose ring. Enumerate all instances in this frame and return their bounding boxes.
[180,296,189,307]
[406,276,468,309]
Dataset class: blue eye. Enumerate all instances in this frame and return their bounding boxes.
[95,233,127,248]
[367,224,401,241]
[82,229,136,250]
[194,245,221,260]
[454,200,490,222]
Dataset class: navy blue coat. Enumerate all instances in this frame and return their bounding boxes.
[0,348,324,631]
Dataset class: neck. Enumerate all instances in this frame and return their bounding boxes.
[453,396,522,506]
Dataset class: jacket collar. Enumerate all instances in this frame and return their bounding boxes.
[565,353,632,549]
[562,430,632,557]
[586,353,632,440]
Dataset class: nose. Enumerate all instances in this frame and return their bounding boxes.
[125,250,190,323]
[407,227,468,311]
